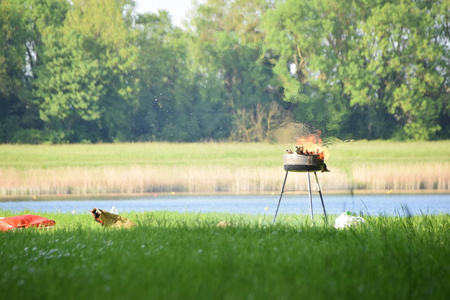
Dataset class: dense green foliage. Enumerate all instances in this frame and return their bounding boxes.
[1,211,449,299]
[0,0,448,143]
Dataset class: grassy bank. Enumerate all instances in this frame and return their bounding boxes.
[1,211,449,299]
[0,141,449,196]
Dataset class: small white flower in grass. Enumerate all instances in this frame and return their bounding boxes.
[62,237,74,244]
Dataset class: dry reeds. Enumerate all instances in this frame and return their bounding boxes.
[1,162,448,197]
[352,163,450,191]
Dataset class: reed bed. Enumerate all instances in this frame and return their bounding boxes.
[0,141,449,197]
[352,163,450,190]
[0,163,448,197]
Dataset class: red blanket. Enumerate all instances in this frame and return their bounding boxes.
[0,215,55,231]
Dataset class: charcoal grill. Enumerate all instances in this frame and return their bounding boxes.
[273,153,329,224]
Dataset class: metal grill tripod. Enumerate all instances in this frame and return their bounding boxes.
[272,170,328,225]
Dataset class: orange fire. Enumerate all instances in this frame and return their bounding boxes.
[294,133,329,160]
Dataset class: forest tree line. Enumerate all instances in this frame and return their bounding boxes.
[0,0,448,143]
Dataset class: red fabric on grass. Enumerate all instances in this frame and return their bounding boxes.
[0,215,55,231]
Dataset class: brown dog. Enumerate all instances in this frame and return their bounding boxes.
[91,208,135,228]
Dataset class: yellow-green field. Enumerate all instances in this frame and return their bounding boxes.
[0,141,449,197]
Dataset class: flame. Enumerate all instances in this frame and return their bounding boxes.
[295,133,329,160]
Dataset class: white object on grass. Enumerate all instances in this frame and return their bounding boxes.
[335,211,365,229]
[110,206,118,214]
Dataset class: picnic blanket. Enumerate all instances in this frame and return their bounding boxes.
[0,215,55,231]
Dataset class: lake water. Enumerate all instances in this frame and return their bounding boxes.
[0,194,449,216]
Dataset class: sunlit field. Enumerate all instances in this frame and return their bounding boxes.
[1,211,449,300]
[0,140,449,196]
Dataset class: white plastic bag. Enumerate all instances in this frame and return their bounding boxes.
[110,206,118,214]
[334,211,365,229]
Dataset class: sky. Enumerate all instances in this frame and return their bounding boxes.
[134,0,204,28]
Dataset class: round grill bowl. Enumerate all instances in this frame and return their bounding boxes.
[283,153,324,172]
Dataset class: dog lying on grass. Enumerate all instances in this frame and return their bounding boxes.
[91,208,135,229]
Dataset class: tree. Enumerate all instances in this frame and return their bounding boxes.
[188,0,284,141]
[262,0,449,140]
[261,0,359,138]
[0,0,27,142]
[351,0,449,139]
[33,0,139,142]
[132,11,201,141]
[2,0,447,144]
[0,0,62,143]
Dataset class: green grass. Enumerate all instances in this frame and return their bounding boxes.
[1,140,449,169]
[0,142,283,169]
[328,140,450,172]
[1,211,449,299]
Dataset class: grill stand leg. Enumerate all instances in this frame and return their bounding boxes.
[273,170,327,226]
[307,171,314,224]
[272,171,288,225]
[314,172,328,225]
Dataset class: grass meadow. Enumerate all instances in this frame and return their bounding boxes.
[0,140,449,197]
[1,211,449,299]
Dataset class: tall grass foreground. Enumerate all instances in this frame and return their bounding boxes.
[0,211,449,299]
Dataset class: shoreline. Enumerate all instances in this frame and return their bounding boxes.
[1,189,449,202]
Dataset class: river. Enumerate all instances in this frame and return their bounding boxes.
[0,194,449,216]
